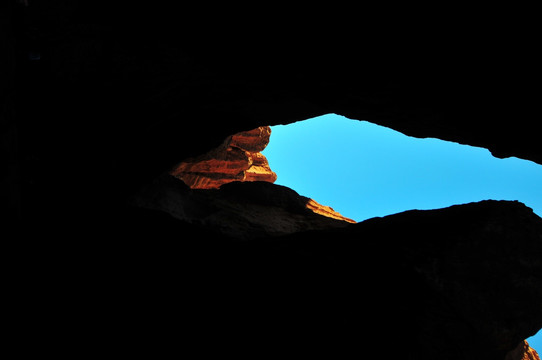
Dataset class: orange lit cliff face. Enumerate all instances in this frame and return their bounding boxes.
[506,340,541,360]
[170,126,277,189]
[170,126,355,224]
[522,341,540,360]
[526,345,541,360]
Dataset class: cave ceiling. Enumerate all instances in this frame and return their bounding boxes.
[7,2,540,192]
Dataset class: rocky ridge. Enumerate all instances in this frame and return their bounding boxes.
[134,175,354,239]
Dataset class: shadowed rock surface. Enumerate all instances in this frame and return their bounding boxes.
[119,199,542,359]
[3,2,541,358]
[134,175,354,239]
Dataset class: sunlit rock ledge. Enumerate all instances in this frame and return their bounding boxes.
[170,126,277,189]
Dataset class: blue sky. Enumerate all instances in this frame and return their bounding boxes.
[263,114,542,222]
[531,330,541,354]
[262,113,542,351]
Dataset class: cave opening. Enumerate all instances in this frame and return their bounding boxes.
[145,115,542,353]
[166,113,542,226]
[262,113,542,222]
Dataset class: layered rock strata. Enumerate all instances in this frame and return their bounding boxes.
[170,126,277,189]
[526,344,541,360]
[506,341,541,360]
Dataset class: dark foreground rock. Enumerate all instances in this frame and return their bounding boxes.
[133,174,353,239]
[102,199,541,359]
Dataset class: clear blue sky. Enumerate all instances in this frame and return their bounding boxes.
[531,330,541,354]
[262,113,542,352]
[263,114,542,222]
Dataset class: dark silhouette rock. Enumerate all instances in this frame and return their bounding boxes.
[119,199,541,359]
[134,175,353,239]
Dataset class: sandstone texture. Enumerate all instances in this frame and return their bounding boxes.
[526,344,541,360]
[506,341,541,360]
[170,126,277,189]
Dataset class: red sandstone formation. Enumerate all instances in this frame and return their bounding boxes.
[170,126,277,189]
[521,341,540,360]
[170,126,355,224]
[527,348,541,360]
[506,341,541,360]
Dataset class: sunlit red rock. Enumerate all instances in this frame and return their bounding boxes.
[506,340,541,360]
[526,344,541,360]
[230,126,271,153]
[170,126,277,189]
[305,199,356,223]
